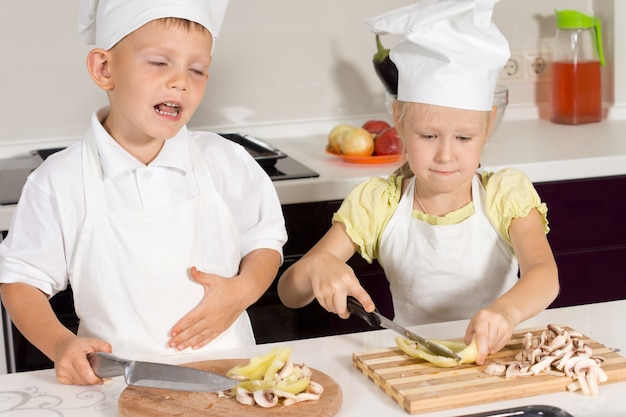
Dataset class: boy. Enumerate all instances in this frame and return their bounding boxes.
[0,0,287,385]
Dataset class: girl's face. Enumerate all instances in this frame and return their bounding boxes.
[395,102,493,201]
[103,19,213,149]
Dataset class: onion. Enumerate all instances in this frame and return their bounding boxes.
[340,127,374,156]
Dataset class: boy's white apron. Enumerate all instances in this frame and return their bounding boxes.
[71,128,254,359]
[379,175,519,326]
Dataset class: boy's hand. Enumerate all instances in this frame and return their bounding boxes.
[464,305,515,365]
[168,267,243,351]
[54,336,112,385]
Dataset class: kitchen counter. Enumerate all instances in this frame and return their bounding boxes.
[267,117,626,205]
[0,299,624,416]
[2,117,626,226]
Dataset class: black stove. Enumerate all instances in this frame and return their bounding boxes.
[263,156,319,181]
[217,133,319,181]
[35,133,319,182]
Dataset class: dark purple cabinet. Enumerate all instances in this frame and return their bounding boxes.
[251,174,626,344]
[247,200,392,344]
[534,175,626,307]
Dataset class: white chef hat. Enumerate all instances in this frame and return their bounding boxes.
[365,0,509,111]
[78,0,230,50]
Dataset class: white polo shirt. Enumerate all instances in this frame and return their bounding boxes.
[0,107,287,296]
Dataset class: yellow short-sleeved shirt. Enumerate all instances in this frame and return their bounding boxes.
[333,168,549,263]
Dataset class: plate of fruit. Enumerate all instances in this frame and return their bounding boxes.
[325,120,404,164]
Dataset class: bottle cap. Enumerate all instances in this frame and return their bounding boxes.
[555,9,605,66]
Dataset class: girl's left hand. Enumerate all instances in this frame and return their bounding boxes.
[167,266,242,351]
[464,305,516,365]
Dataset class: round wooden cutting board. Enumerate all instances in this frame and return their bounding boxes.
[118,359,342,417]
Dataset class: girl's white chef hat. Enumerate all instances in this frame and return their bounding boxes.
[77,0,230,50]
[365,0,509,111]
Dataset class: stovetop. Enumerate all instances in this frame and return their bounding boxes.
[265,156,319,181]
[33,134,319,182]
[217,132,319,181]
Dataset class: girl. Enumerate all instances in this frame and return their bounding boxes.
[277,0,559,365]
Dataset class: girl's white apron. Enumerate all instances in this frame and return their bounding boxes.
[71,129,254,358]
[379,175,519,326]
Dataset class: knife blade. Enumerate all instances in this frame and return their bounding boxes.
[87,352,238,392]
[347,296,461,361]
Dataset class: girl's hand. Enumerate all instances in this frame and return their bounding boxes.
[54,336,112,385]
[168,267,242,351]
[464,305,515,365]
[305,252,375,319]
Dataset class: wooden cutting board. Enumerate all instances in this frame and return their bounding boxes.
[353,325,626,415]
[118,359,342,417]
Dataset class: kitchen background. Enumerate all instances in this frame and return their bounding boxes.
[1,0,625,154]
[2,0,626,375]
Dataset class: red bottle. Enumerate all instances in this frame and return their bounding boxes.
[551,10,605,125]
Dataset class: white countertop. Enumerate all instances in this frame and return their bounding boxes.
[2,118,626,229]
[1,300,624,416]
[268,118,626,205]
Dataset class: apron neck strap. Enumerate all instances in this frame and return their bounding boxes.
[82,127,107,212]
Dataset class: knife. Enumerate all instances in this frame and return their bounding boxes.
[347,296,462,361]
[87,352,238,392]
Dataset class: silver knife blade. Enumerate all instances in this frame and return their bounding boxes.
[374,312,462,361]
[346,297,461,360]
[88,352,238,392]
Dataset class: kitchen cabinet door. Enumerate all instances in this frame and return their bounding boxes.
[534,175,626,307]
[247,200,393,344]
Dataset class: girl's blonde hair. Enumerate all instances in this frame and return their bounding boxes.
[392,101,492,178]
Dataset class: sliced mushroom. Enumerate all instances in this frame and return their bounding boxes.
[276,358,294,380]
[253,390,279,408]
[529,347,543,363]
[306,380,325,395]
[235,387,256,406]
[546,334,568,352]
[296,392,321,401]
[564,355,588,377]
[554,350,574,371]
[548,324,564,335]
[573,357,608,397]
[505,361,532,379]
[484,363,507,377]
[530,356,557,375]
[300,364,313,378]
[267,389,298,401]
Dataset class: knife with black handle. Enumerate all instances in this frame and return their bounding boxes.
[347,296,461,361]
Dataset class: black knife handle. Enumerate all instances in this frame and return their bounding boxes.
[347,296,382,328]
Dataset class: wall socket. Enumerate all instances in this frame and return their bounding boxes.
[499,49,551,81]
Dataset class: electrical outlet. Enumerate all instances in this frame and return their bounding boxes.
[499,54,524,80]
[523,49,551,78]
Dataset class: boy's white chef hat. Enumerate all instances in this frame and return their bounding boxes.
[78,0,229,50]
[365,0,509,111]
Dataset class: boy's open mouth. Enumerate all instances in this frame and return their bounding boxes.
[154,102,181,117]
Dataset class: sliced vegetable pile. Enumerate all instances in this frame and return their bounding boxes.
[483,324,608,396]
[220,346,324,408]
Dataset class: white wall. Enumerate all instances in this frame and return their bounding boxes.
[0,0,619,146]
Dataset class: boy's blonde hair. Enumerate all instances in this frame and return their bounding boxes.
[159,17,209,33]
